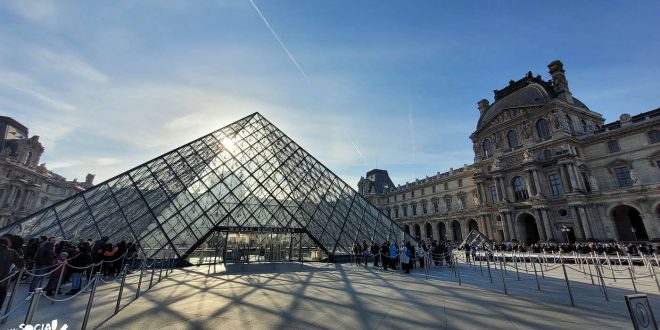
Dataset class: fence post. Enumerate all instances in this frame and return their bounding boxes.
[532,257,540,291]
[135,260,144,300]
[486,254,493,284]
[500,258,507,295]
[561,261,575,306]
[1,268,24,324]
[51,262,66,304]
[149,260,156,289]
[523,252,529,273]
[158,257,164,282]
[605,252,616,282]
[586,255,595,285]
[456,256,462,286]
[502,252,508,275]
[595,262,608,301]
[114,266,128,315]
[478,250,483,276]
[629,267,638,293]
[24,288,42,325]
[81,273,100,330]
[513,253,520,281]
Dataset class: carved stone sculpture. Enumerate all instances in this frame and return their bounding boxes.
[629,168,640,186]
[588,175,600,192]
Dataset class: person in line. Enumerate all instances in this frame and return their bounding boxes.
[370,242,380,267]
[389,242,398,270]
[381,241,389,271]
[30,237,56,292]
[0,237,24,310]
[362,240,369,266]
[401,242,410,274]
[352,242,362,266]
[45,252,68,296]
[66,242,92,295]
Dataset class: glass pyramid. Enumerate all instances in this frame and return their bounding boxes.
[0,113,411,259]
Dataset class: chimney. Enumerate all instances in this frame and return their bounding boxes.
[85,173,95,185]
[547,60,574,104]
[477,99,490,115]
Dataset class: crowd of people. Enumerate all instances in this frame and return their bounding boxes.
[490,241,660,255]
[353,239,457,274]
[0,234,140,312]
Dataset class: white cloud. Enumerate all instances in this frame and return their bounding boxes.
[34,49,110,83]
[1,1,59,25]
[95,157,121,166]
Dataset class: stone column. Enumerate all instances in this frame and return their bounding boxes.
[504,211,516,240]
[499,212,509,241]
[535,208,547,241]
[432,222,439,241]
[420,222,427,241]
[2,185,15,207]
[477,183,486,205]
[525,170,535,197]
[532,169,543,197]
[566,164,579,193]
[570,163,585,191]
[540,208,553,240]
[577,205,593,239]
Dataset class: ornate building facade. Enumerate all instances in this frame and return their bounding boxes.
[0,116,95,227]
[358,60,660,244]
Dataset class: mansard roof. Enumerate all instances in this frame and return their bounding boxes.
[476,72,590,130]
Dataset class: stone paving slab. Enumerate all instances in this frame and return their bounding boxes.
[96,262,653,329]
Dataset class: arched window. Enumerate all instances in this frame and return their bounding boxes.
[649,130,660,144]
[482,139,493,157]
[512,176,529,201]
[536,118,551,139]
[507,130,519,149]
[580,119,588,134]
[565,115,574,133]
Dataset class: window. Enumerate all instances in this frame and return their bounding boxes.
[444,182,449,190]
[512,176,529,201]
[403,205,408,217]
[395,208,399,218]
[422,202,427,214]
[565,115,574,133]
[507,130,519,149]
[421,188,425,196]
[543,149,552,160]
[394,194,397,202]
[432,185,436,193]
[387,208,391,218]
[614,167,633,187]
[459,195,467,209]
[483,139,493,157]
[607,140,620,153]
[536,118,551,139]
[649,130,660,144]
[433,199,439,213]
[412,204,417,216]
[548,174,563,196]
[458,179,463,187]
[411,190,415,197]
[580,119,588,134]
[490,186,498,203]
[445,198,452,211]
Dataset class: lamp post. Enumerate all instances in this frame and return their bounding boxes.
[631,226,638,242]
[561,225,571,244]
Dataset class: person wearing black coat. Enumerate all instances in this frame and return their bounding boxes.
[29,237,56,292]
[370,243,379,267]
[66,243,92,295]
[0,237,24,310]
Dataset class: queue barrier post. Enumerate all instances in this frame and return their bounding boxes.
[114,265,128,315]
[24,288,42,326]
[81,273,100,330]
[135,260,145,300]
[1,268,24,324]
[561,260,575,307]
[532,257,540,291]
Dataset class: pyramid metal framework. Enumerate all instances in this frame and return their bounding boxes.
[0,113,412,259]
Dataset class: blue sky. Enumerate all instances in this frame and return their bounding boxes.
[0,1,658,188]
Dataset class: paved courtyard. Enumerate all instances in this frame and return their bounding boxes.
[3,259,658,329]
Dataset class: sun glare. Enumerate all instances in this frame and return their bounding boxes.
[221,137,236,150]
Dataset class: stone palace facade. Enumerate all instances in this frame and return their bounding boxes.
[358,60,660,244]
[0,116,94,227]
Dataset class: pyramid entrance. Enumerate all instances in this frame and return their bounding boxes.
[0,113,412,264]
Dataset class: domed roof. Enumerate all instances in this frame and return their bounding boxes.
[476,75,590,129]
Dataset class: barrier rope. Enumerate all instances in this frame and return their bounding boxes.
[39,277,98,302]
[0,291,35,322]
[0,271,19,285]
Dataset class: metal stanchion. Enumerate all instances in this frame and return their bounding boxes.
[513,253,520,281]
[115,266,128,314]
[24,289,42,325]
[523,252,529,273]
[532,257,541,291]
[629,267,638,293]
[51,263,66,304]
[149,260,156,289]
[616,251,622,266]
[455,255,462,286]
[486,255,493,284]
[502,252,508,275]
[586,256,595,285]
[561,260,575,306]
[82,273,100,330]
[628,255,636,279]
[135,261,144,300]
[595,262,608,301]
[158,256,164,282]
[651,265,660,293]
[605,252,616,282]
[1,269,24,324]
[499,259,507,295]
